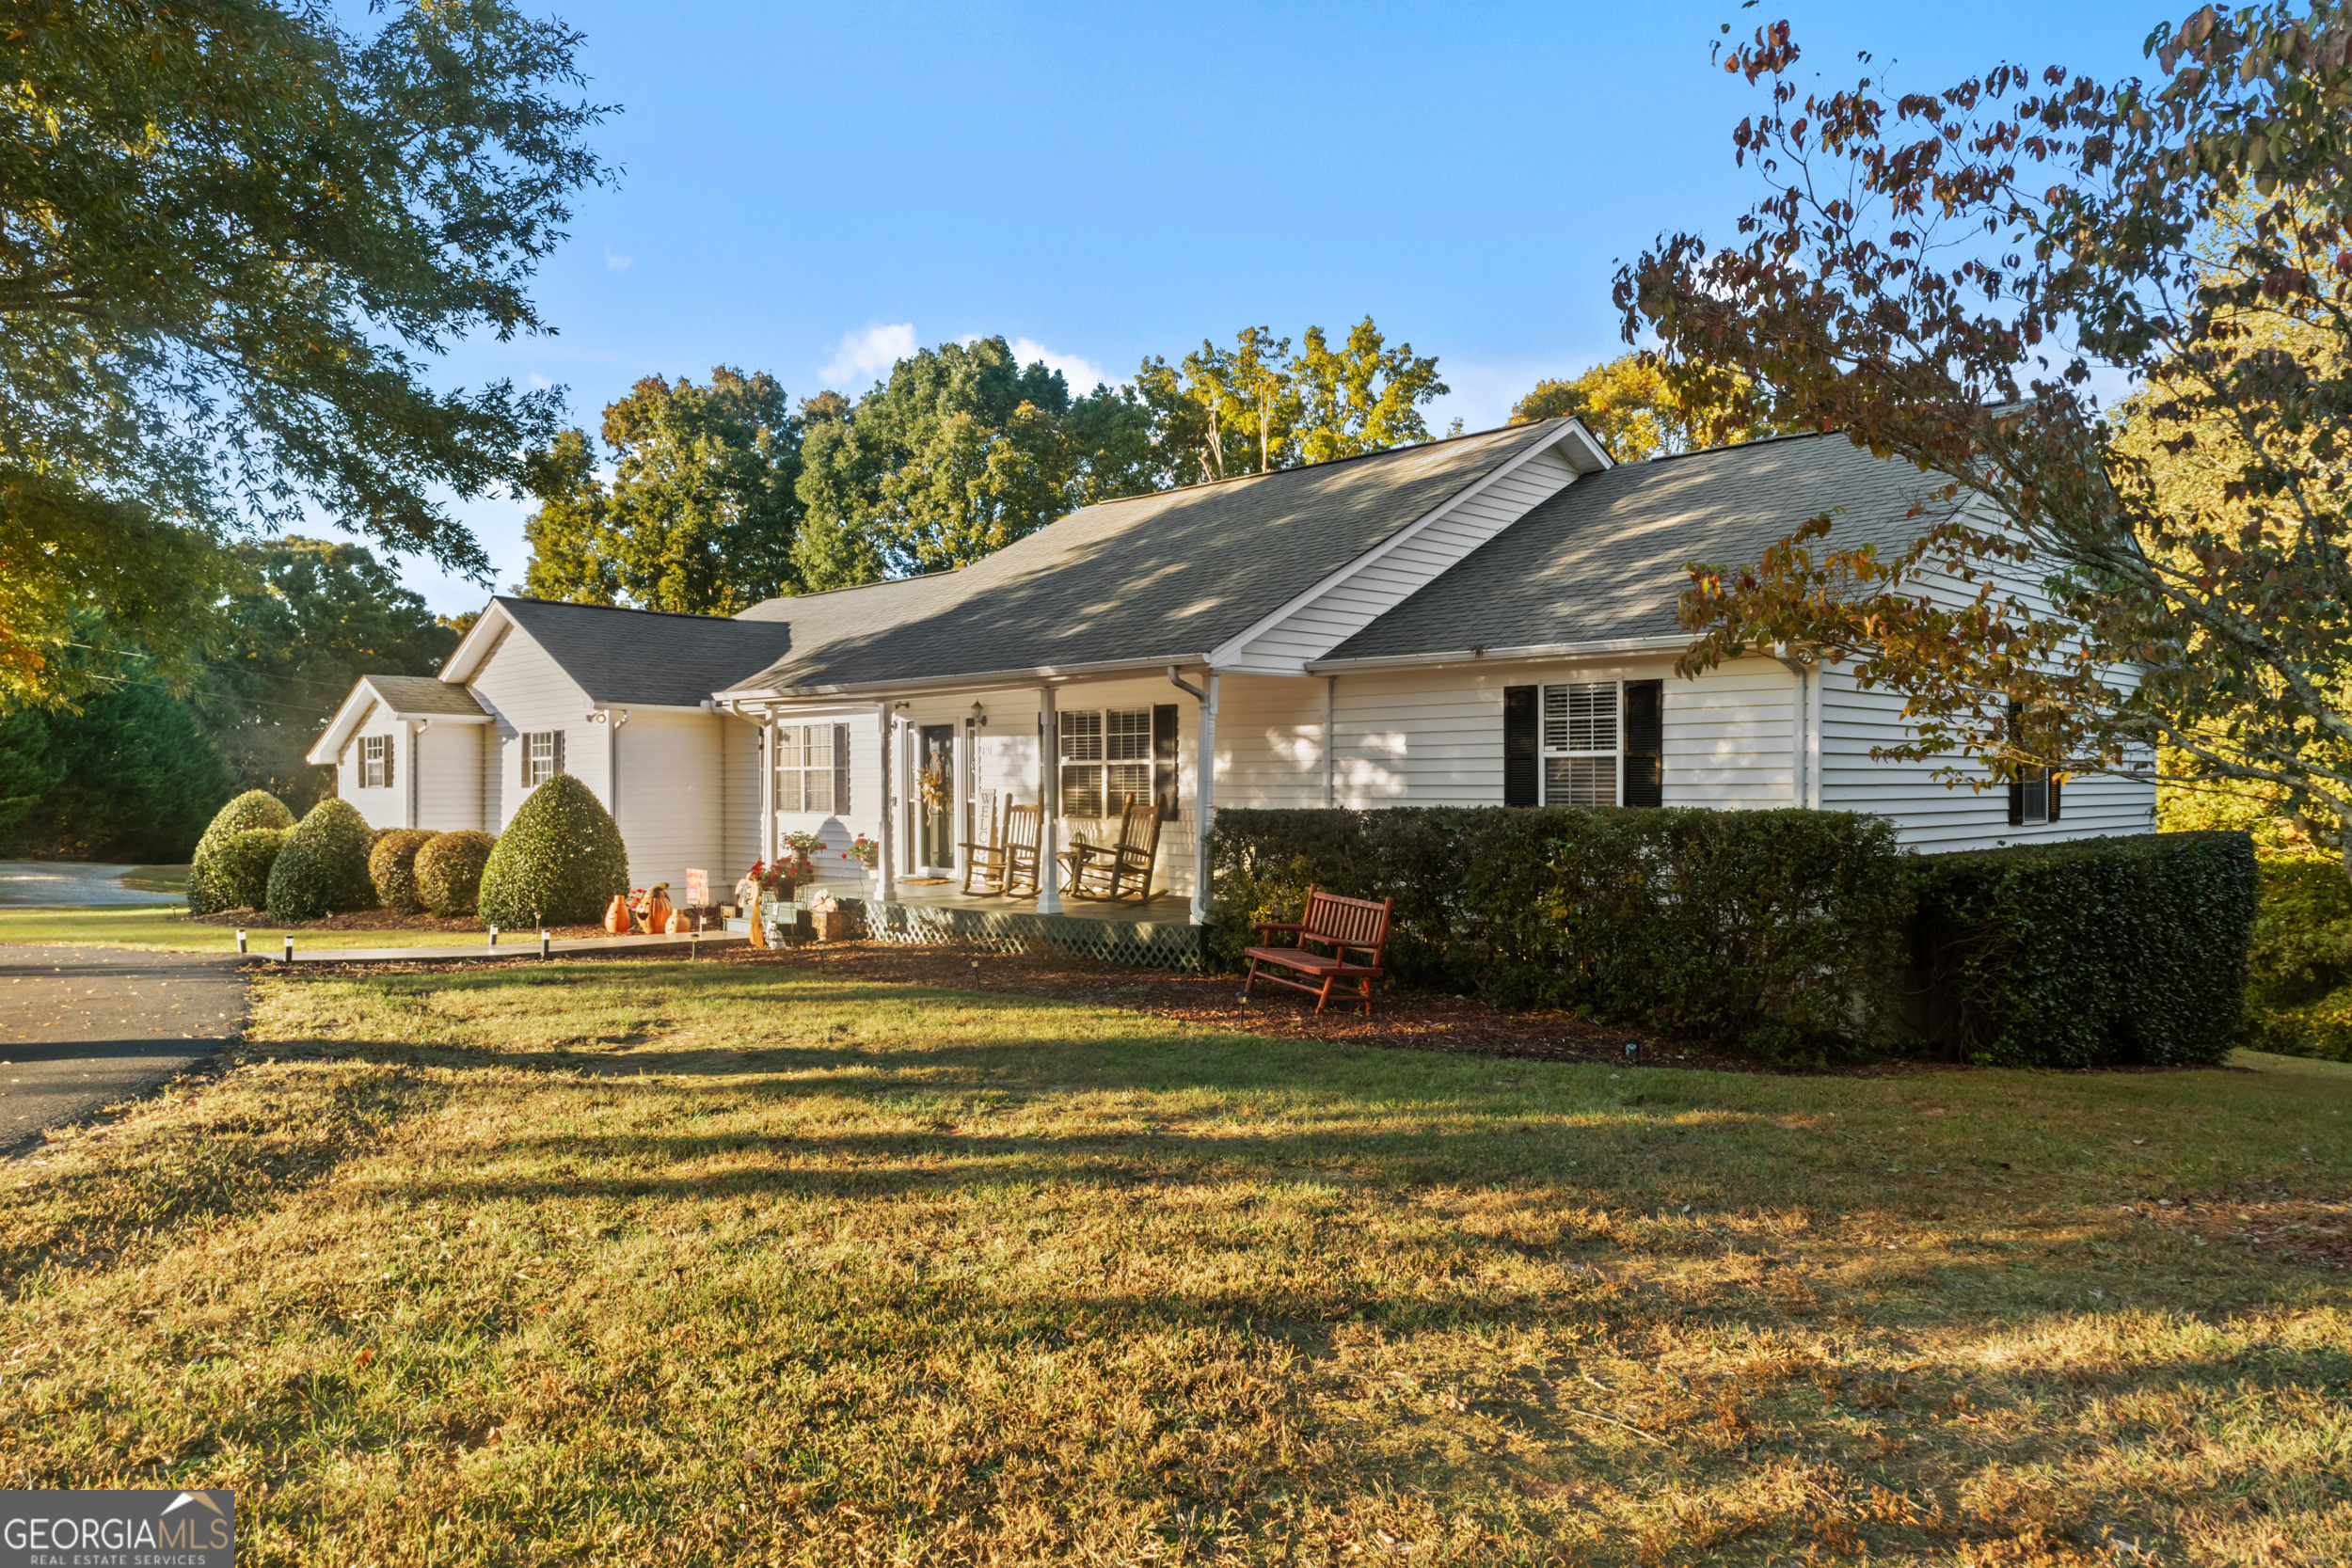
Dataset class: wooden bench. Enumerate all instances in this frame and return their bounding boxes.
[1243,885,1393,1016]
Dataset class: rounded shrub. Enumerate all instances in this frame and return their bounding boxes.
[206,828,288,912]
[369,828,437,913]
[264,798,378,920]
[415,830,497,918]
[475,775,629,927]
[187,790,295,914]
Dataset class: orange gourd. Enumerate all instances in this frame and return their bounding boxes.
[604,895,631,935]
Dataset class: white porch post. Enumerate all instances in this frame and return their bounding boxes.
[760,707,776,870]
[877,705,897,902]
[1192,673,1217,924]
[1035,684,1062,914]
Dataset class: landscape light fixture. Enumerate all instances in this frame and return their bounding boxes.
[539,929,551,959]
[1622,1040,1641,1065]
[235,929,246,955]
[487,926,499,947]
[281,935,293,964]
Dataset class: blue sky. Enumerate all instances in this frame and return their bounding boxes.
[405,0,2166,614]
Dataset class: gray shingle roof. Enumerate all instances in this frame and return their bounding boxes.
[493,595,801,706]
[723,420,1570,694]
[362,673,488,717]
[1322,433,1959,662]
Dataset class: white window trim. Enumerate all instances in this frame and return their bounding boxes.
[359,735,389,789]
[2018,765,2052,825]
[1057,707,1154,821]
[1540,679,1620,808]
[525,731,559,788]
[774,722,836,816]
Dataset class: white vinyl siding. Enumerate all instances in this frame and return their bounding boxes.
[1227,447,1581,673]
[413,721,485,832]
[612,706,726,892]
[465,625,596,831]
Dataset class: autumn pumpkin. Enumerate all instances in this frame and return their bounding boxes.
[646,883,674,933]
[604,895,631,935]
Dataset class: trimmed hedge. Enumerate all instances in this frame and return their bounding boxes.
[264,798,378,920]
[369,828,437,913]
[1910,831,2256,1068]
[475,775,629,927]
[415,830,496,918]
[187,790,295,914]
[1208,806,1911,1055]
[206,828,288,912]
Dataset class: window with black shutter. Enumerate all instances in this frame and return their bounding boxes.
[2005,701,2050,826]
[1503,686,1537,806]
[834,722,850,814]
[1623,680,1662,807]
[1152,705,1179,820]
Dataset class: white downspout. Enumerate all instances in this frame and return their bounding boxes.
[1769,645,1818,808]
[1035,684,1062,914]
[877,705,898,903]
[1168,666,1216,924]
[1324,675,1338,808]
[405,719,423,830]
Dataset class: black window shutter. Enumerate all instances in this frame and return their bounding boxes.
[834,723,850,813]
[2007,775,2025,826]
[554,730,565,778]
[2048,771,2062,821]
[520,732,530,787]
[386,735,395,792]
[1623,680,1663,808]
[1502,686,1538,806]
[1152,704,1179,820]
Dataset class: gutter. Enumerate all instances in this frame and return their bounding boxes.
[716,652,1213,705]
[1305,633,1694,674]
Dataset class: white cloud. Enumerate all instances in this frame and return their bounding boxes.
[604,248,631,271]
[819,322,918,387]
[528,372,554,390]
[1009,337,1117,393]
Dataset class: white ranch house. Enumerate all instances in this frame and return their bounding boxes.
[310,419,2153,922]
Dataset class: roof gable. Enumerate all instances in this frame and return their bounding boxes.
[304,673,490,765]
[1317,432,1959,666]
[447,596,803,706]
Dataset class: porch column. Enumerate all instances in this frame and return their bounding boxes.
[760,706,776,870]
[1192,673,1217,924]
[877,705,897,902]
[1035,683,1062,914]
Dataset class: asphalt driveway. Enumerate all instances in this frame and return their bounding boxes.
[0,945,247,1156]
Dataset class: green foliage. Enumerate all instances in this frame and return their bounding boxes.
[1506,353,1788,460]
[415,831,497,919]
[522,370,806,613]
[204,828,287,912]
[2233,853,2352,1061]
[0,661,235,863]
[198,537,459,813]
[0,0,610,704]
[1289,319,1450,467]
[1912,832,2256,1068]
[185,789,295,914]
[1208,806,1910,1056]
[792,337,1155,589]
[369,828,438,914]
[475,775,628,926]
[263,798,377,920]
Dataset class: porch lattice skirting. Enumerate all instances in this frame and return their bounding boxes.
[730,896,1203,971]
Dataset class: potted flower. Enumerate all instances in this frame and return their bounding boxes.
[844,833,880,893]
[779,831,827,886]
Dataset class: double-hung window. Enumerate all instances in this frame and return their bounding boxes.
[360,735,392,789]
[774,723,835,814]
[1542,682,1619,806]
[521,730,563,788]
[1059,708,1152,819]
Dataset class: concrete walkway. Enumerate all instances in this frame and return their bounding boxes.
[249,929,750,964]
[0,945,246,1157]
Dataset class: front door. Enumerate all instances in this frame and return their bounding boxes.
[918,724,955,871]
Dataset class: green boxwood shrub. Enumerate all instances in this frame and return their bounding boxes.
[1208,806,1912,1056]
[264,798,378,920]
[187,790,295,914]
[1910,831,2256,1068]
[415,831,497,918]
[205,827,288,912]
[475,775,629,927]
[369,828,437,913]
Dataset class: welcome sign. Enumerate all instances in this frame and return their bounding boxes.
[0,1491,233,1568]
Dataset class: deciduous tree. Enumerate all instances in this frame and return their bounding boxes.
[0,0,612,702]
[1617,5,2352,876]
[1509,353,1784,459]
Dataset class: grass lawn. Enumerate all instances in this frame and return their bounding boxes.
[3,960,2348,1564]
[0,904,500,953]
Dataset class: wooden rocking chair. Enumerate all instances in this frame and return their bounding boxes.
[957,789,1001,894]
[1070,794,1161,902]
[962,802,1042,896]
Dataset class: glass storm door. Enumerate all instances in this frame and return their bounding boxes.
[919,724,955,870]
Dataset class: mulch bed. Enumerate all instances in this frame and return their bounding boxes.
[2133,1196,2352,1271]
